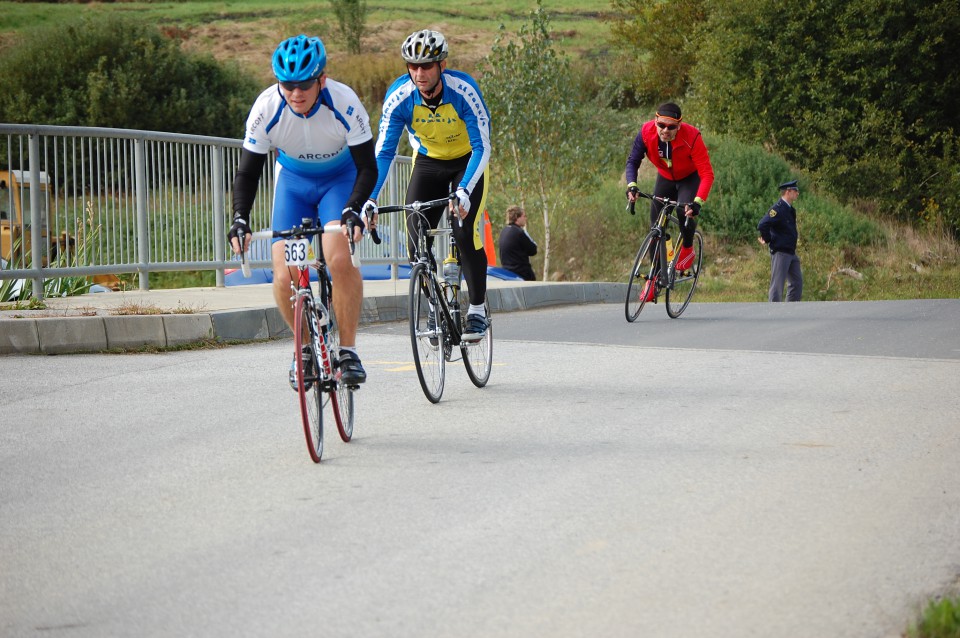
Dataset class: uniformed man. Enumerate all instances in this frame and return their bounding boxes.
[757,180,802,302]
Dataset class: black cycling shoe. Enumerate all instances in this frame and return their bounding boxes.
[289,345,313,391]
[338,349,367,385]
[462,313,488,342]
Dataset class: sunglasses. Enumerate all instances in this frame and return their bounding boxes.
[279,77,319,91]
[656,121,679,131]
[407,62,438,71]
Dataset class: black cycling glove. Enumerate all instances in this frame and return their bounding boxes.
[341,207,365,232]
[228,212,251,240]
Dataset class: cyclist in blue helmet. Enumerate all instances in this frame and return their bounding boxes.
[229,34,377,387]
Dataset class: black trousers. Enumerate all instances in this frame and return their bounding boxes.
[405,155,488,306]
[652,173,699,248]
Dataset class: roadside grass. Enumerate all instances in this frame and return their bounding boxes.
[906,594,960,638]
[111,302,203,315]
[695,224,960,303]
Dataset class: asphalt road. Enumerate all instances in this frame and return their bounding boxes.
[2,300,958,638]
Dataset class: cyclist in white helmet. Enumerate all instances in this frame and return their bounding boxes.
[228,35,377,387]
[364,29,493,341]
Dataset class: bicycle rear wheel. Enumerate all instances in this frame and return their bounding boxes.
[462,301,492,388]
[294,293,323,463]
[322,298,354,443]
[625,231,661,322]
[666,229,703,318]
[409,262,445,403]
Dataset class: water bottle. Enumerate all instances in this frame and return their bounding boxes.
[442,257,460,286]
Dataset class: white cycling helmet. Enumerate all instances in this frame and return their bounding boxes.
[401,30,448,63]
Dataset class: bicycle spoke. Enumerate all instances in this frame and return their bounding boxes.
[462,301,492,387]
[666,230,703,318]
[294,294,323,463]
[625,231,659,322]
[321,298,354,443]
[409,263,445,403]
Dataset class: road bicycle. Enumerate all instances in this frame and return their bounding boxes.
[239,220,358,463]
[624,191,704,321]
[377,195,493,403]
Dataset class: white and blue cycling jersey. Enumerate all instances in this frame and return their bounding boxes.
[371,69,491,199]
[242,79,372,178]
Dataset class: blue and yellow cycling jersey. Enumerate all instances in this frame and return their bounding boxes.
[371,69,491,199]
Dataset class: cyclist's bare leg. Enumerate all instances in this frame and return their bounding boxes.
[271,240,298,332]
[322,226,362,348]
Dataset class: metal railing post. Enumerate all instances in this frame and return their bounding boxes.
[389,163,399,281]
[134,137,149,290]
[212,145,225,287]
[28,133,44,299]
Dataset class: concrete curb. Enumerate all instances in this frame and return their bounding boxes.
[0,282,627,355]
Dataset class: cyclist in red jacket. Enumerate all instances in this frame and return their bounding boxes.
[625,102,714,300]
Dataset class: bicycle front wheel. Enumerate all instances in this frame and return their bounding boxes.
[666,229,703,318]
[625,231,660,322]
[294,293,323,463]
[409,262,445,403]
[462,301,492,388]
[323,299,354,443]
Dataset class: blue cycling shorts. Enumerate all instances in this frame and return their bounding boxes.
[271,164,356,243]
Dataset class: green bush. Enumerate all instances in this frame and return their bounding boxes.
[693,136,885,247]
[0,15,259,138]
[704,136,795,241]
[690,0,960,239]
[800,197,886,247]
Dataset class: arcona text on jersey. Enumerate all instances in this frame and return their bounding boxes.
[297,149,345,160]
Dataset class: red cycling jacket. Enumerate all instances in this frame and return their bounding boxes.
[625,120,715,202]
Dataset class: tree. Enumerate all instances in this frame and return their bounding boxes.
[607,0,707,103]
[692,0,960,234]
[329,0,367,55]
[479,2,608,280]
[0,15,258,138]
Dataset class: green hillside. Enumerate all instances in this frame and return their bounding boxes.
[1,0,957,300]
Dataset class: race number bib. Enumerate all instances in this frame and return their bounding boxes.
[284,238,310,267]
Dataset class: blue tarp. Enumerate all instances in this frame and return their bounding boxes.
[224,262,523,286]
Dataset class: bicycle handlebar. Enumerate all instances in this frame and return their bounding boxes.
[371,193,460,246]
[626,190,695,215]
[377,195,455,215]
[240,223,360,277]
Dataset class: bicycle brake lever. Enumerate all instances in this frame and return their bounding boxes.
[238,229,252,277]
[345,221,361,268]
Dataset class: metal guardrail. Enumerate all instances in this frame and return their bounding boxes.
[0,123,416,297]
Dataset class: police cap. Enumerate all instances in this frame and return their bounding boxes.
[779,180,799,191]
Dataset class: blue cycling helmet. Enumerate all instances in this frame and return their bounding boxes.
[272,35,326,82]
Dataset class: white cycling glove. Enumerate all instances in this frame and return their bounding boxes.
[361,199,378,229]
[455,188,471,214]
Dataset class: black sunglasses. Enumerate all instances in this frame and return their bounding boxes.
[407,61,438,71]
[656,121,679,131]
[279,77,319,91]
